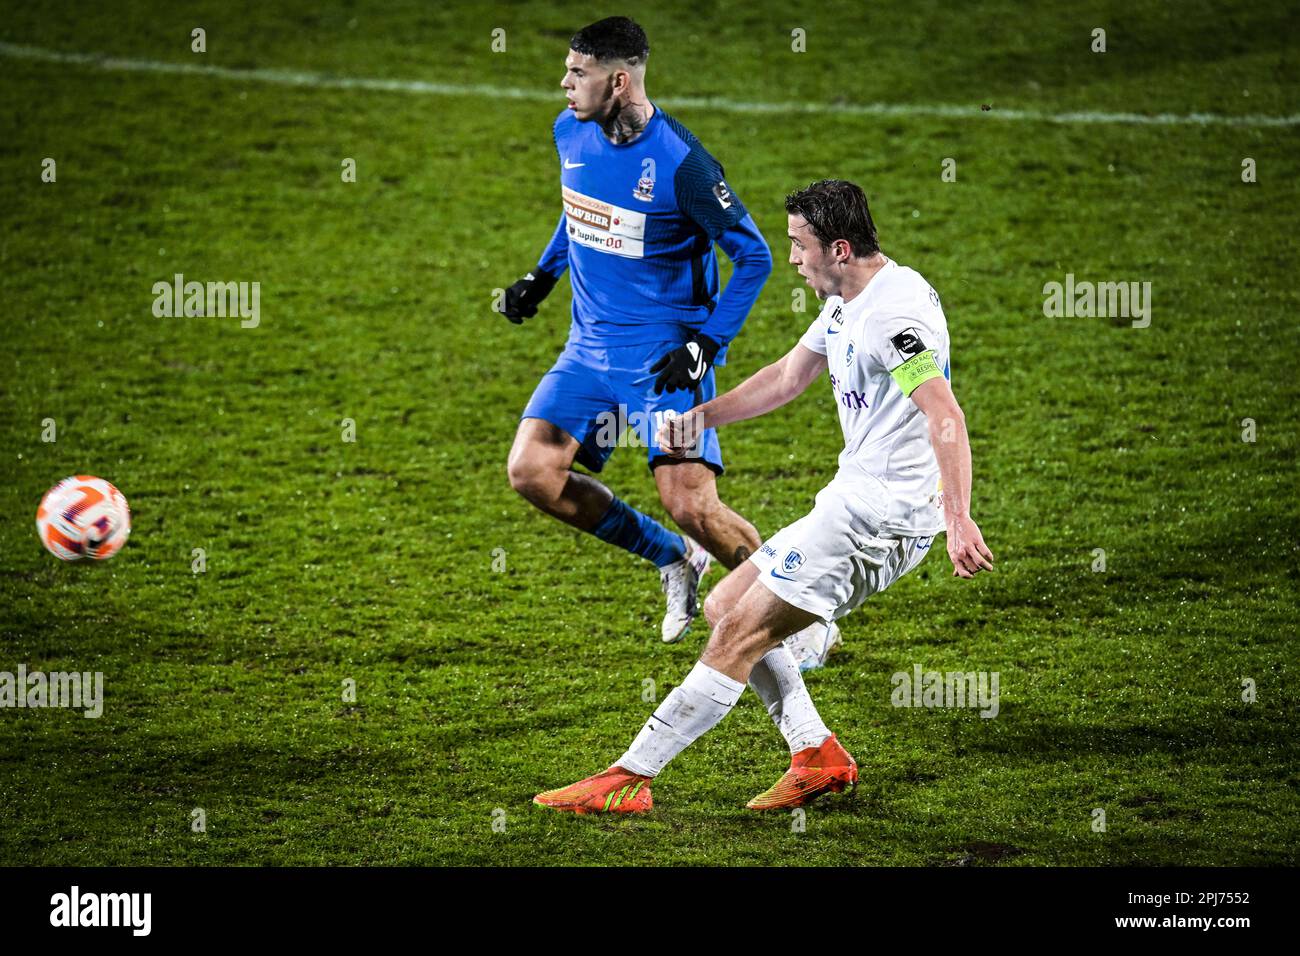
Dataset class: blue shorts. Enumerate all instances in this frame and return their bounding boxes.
[521,339,724,474]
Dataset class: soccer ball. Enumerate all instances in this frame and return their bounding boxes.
[36,475,132,561]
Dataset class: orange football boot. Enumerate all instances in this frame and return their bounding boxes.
[534,766,653,815]
[746,734,857,810]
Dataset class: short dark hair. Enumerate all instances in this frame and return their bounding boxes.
[570,16,650,66]
[784,179,879,258]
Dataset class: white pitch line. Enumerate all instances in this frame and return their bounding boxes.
[3,40,1297,129]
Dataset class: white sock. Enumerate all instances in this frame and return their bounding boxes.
[618,662,745,778]
[748,645,832,754]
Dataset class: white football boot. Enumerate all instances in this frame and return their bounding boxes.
[659,538,712,643]
[783,620,842,672]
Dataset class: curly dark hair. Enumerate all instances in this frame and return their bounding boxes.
[570,17,650,65]
[784,180,879,258]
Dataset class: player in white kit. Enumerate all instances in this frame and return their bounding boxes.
[534,180,993,814]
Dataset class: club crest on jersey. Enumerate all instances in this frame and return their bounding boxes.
[633,176,655,203]
[845,342,855,365]
[890,328,927,360]
[782,548,806,574]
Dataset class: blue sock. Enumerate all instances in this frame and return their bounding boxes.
[590,497,686,568]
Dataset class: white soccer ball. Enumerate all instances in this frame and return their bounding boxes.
[36,475,132,561]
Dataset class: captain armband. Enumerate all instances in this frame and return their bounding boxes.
[890,350,943,396]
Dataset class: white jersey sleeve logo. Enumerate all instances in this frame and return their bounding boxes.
[797,297,844,357]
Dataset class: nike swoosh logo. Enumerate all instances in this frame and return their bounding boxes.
[686,342,705,380]
[564,159,585,169]
[826,328,840,335]
[770,569,796,581]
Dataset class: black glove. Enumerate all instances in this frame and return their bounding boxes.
[650,334,720,395]
[500,270,558,324]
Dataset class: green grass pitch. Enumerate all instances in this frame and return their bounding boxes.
[1,0,1297,866]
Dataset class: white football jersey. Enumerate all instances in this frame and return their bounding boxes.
[798,257,950,535]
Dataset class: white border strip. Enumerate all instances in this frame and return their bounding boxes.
[3,41,1297,129]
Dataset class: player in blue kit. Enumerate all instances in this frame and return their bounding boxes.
[502,17,838,660]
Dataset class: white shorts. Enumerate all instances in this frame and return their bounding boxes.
[750,480,938,624]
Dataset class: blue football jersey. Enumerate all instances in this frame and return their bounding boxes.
[536,104,771,364]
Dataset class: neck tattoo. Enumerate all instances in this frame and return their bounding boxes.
[604,102,650,144]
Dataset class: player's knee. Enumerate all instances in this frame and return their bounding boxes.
[703,591,724,629]
[705,611,741,659]
[703,586,734,629]
[707,608,761,662]
[661,488,715,537]
[507,455,556,507]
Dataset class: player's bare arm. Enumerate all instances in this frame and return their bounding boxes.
[909,377,994,579]
[656,343,827,457]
